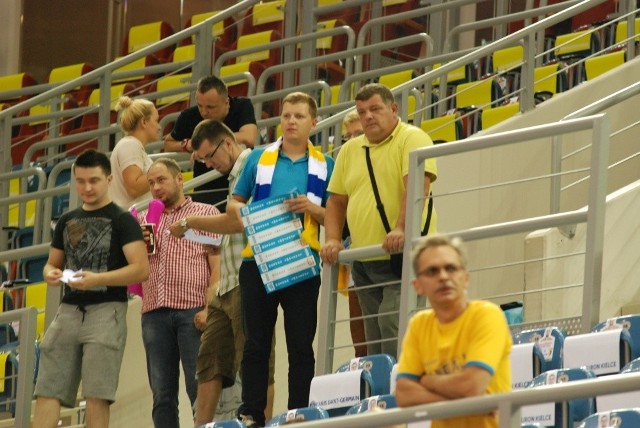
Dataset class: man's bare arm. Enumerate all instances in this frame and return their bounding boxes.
[164,133,184,153]
[420,366,492,400]
[43,248,66,286]
[319,193,348,265]
[383,173,432,253]
[235,123,258,148]
[395,377,447,407]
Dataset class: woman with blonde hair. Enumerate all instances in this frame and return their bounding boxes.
[110,96,160,208]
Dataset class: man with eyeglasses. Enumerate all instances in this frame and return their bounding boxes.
[395,235,512,428]
[164,76,258,209]
[168,120,275,427]
[342,109,364,143]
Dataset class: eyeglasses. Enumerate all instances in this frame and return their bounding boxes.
[417,264,463,278]
[342,130,364,143]
[196,138,225,163]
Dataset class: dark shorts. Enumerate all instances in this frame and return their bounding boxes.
[196,286,275,387]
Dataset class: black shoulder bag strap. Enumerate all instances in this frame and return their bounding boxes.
[364,146,433,236]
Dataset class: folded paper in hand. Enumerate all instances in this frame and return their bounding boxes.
[60,269,82,284]
[183,229,222,246]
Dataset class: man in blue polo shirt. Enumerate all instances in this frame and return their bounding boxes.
[231,92,334,427]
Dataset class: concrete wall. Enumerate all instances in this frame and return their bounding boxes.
[434,57,640,307]
[524,180,640,324]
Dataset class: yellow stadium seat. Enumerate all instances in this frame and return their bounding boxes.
[26,282,47,339]
[237,30,278,64]
[421,114,462,143]
[8,177,35,228]
[0,72,37,105]
[481,103,520,130]
[113,55,159,87]
[122,21,174,62]
[379,70,418,121]
[190,11,227,40]
[432,63,471,86]
[155,74,192,108]
[554,29,597,59]
[87,83,137,110]
[614,18,640,44]
[585,50,626,81]
[172,44,196,63]
[492,46,524,73]
[533,63,567,98]
[455,78,500,110]
[242,0,286,34]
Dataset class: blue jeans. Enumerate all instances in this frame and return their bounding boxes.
[237,261,320,426]
[142,307,203,428]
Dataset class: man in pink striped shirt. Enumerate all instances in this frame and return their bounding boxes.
[136,158,221,428]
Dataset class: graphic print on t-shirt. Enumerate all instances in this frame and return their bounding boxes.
[63,216,112,292]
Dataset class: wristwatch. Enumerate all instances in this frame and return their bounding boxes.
[180,217,189,231]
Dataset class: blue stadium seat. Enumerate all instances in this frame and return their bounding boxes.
[592,315,640,360]
[345,394,397,415]
[0,265,7,283]
[11,226,33,249]
[51,167,71,220]
[513,327,565,373]
[335,353,396,396]
[0,324,17,349]
[0,291,13,312]
[266,407,329,426]
[577,408,640,428]
[622,356,640,373]
[17,256,48,283]
[524,368,596,428]
[203,419,247,428]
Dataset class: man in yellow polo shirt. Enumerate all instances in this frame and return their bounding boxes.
[321,83,437,358]
[395,235,512,428]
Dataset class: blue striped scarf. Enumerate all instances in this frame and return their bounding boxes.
[242,138,327,257]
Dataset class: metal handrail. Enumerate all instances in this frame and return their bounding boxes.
[0,307,37,428]
[0,167,47,242]
[356,0,481,58]
[314,0,609,133]
[442,0,582,54]
[316,114,609,375]
[0,0,261,189]
[283,372,640,428]
[403,114,609,335]
[549,69,640,216]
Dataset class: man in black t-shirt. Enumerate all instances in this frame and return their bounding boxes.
[33,149,149,428]
[164,76,258,210]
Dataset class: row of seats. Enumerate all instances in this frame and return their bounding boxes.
[202,346,640,427]
[0,282,48,339]
[517,358,640,428]
[511,315,640,427]
[5,5,637,167]
[0,281,47,416]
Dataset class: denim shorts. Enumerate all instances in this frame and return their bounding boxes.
[34,301,127,407]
